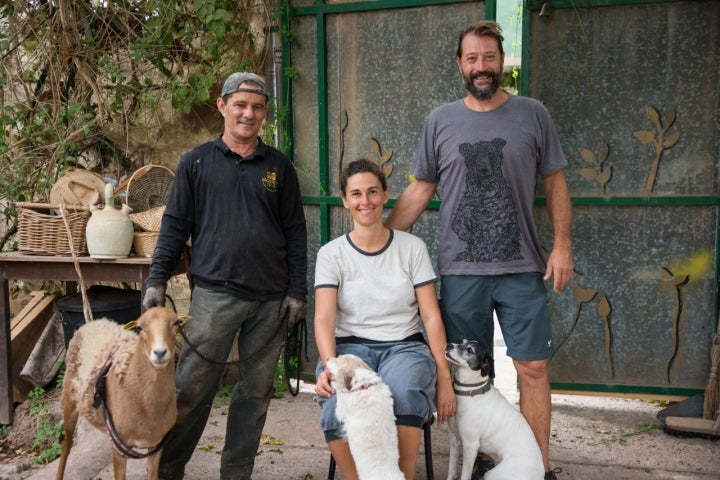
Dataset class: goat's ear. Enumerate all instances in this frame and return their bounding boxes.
[172,314,189,328]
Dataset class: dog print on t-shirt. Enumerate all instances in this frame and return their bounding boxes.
[451,137,523,263]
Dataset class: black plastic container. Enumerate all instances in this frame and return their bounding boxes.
[55,285,141,347]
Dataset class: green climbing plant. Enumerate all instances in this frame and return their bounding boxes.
[0,0,281,251]
[500,1,523,94]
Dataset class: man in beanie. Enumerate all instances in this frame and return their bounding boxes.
[143,72,307,480]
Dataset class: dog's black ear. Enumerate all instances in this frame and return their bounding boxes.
[481,352,495,379]
[464,341,484,371]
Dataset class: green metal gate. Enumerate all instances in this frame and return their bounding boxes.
[284,0,720,397]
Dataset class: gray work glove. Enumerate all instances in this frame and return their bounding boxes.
[279,296,307,327]
[143,284,167,310]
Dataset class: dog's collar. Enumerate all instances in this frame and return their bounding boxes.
[351,383,374,392]
[453,379,491,397]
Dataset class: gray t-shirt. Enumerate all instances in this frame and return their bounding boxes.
[413,95,567,275]
[314,230,437,341]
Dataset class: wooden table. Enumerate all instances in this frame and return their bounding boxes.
[0,252,185,424]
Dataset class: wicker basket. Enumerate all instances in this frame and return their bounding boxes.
[130,205,165,232]
[133,232,160,257]
[125,165,174,214]
[18,205,90,256]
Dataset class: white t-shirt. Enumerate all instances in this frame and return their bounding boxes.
[314,229,437,341]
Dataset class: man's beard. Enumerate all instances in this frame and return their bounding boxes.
[464,70,501,100]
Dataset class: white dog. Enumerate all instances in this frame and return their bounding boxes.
[326,354,405,480]
[445,340,544,480]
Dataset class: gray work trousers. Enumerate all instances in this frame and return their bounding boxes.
[158,287,285,480]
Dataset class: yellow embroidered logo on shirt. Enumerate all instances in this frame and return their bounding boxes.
[262,171,278,192]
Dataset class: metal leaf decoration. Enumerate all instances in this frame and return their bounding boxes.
[577,144,612,194]
[367,138,394,178]
[633,105,681,195]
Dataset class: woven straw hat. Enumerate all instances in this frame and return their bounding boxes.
[50,170,106,206]
[130,205,165,232]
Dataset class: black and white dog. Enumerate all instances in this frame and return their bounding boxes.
[445,340,544,480]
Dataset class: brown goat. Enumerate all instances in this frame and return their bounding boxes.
[56,307,180,480]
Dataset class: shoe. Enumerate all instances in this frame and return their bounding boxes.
[545,467,563,479]
[470,454,495,480]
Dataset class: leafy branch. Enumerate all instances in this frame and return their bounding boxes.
[577,144,612,194]
[659,266,689,384]
[553,284,614,378]
[367,138,394,179]
[633,105,681,195]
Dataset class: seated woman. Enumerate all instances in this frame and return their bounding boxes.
[314,158,455,479]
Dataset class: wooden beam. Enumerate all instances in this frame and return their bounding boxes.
[10,291,55,402]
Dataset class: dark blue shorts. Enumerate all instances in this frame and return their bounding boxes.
[440,273,555,361]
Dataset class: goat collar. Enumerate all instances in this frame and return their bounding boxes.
[453,378,491,397]
[92,351,171,459]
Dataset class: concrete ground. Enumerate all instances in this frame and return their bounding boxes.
[10,341,719,480]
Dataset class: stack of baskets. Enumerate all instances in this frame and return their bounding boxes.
[17,169,105,256]
[125,165,174,257]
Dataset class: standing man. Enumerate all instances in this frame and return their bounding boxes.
[142,72,308,480]
[385,21,572,480]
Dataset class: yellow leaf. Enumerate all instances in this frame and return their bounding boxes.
[260,433,284,445]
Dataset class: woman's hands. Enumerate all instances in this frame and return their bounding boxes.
[314,366,336,398]
[435,376,456,423]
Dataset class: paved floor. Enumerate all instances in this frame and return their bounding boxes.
[20,392,720,480]
[10,324,720,480]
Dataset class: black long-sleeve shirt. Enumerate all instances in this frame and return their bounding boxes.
[147,136,308,302]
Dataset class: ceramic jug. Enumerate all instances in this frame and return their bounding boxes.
[86,183,134,259]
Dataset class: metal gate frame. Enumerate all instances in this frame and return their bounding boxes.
[283,0,719,397]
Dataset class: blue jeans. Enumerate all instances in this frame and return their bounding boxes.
[158,287,285,480]
[315,339,437,442]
